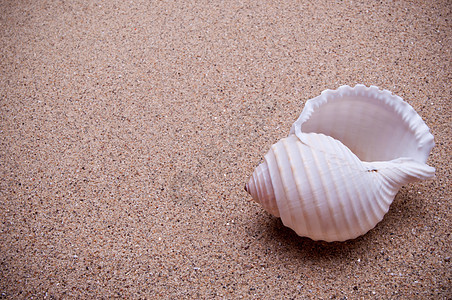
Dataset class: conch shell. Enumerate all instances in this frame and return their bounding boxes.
[245,85,435,242]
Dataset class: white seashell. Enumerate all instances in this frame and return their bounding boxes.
[246,85,435,242]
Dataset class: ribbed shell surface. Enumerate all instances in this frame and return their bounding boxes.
[268,133,391,242]
[248,132,435,242]
[246,85,436,242]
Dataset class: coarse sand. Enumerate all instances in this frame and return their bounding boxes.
[1,0,450,298]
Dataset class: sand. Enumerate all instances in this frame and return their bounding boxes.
[1,0,450,298]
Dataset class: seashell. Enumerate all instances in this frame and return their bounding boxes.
[245,85,435,242]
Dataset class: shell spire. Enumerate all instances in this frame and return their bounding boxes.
[246,85,435,242]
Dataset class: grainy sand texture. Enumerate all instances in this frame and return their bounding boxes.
[1,0,450,298]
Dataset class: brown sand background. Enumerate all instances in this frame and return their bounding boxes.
[1,0,450,298]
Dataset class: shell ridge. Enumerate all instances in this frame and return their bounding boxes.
[299,132,381,240]
[247,173,258,201]
[326,143,361,240]
[280,137,303,233]
[285,137,312,237]
[270,139,298,231]
[306,132,368,241]
[292,140,317,237]
[308,133,343,241]
[369,171,394,215]
[359,171,388,230]
[361,167,400,217]
[251,166,263,204]
[253,167,265,205]
[337,165,368,240]
[262,147,285,217]
[296,139,327,240]
[262,164,279,217]
[345,167,375,236]
[375,175,399,208]
[255,162,279,217]
[334,143,375,239]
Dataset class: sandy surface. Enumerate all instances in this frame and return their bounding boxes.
[1,0,450,298]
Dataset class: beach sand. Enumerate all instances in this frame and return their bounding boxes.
[1,0,450,298]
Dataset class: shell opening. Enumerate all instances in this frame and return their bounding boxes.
[290,85,434,163]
